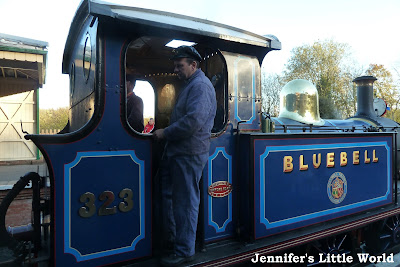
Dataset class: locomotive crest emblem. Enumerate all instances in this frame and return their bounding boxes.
[208,181,233,197]
[327,172,347,204]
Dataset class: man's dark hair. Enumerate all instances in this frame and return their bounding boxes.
[126,74,137,83]
[185,58,200,69]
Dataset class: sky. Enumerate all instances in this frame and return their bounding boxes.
[1,0,399,110]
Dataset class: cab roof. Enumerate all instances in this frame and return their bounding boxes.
[63,0,281,73]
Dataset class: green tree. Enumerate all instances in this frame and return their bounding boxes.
[39,107,69,133]
[365,64,400,122]
[282,39,362,119]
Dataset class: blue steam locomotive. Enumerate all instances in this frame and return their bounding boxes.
[0,0,399,266]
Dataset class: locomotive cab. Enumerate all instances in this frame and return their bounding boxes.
[21,0,283,266]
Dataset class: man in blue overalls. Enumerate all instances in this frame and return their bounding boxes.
[153,46,217,266]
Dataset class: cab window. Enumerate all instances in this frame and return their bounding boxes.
[124,36,227,134]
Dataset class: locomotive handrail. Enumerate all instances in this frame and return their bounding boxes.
[395,131,399,205]
[20,120,29,135]
[272,124,399,133]
[0,172,41,264]
[235,120,249,134]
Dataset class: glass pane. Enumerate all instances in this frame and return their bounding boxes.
[83,35,91,80]
[127,80,155,133]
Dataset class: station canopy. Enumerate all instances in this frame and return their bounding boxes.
[0,33,48,97]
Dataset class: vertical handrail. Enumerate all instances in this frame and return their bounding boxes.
[394,131,398,205]
[32,175,42,251]
[235,121,247,240]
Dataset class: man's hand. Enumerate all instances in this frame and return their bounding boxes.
[153,129,165,141]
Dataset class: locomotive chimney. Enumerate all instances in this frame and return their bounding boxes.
[353,76,377,118]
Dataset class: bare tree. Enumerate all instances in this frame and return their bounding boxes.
[261,72,282,117]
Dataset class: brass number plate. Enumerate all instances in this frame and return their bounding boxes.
[78,188,133,218]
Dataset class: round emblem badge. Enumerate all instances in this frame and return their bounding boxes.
[327,172,347,204]
[208,181,232,198]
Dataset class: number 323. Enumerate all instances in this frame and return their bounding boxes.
[79,189,133,218]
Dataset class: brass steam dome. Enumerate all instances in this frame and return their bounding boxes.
[278,79,324,125]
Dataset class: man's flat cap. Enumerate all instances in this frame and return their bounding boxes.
[170,45,202,62]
